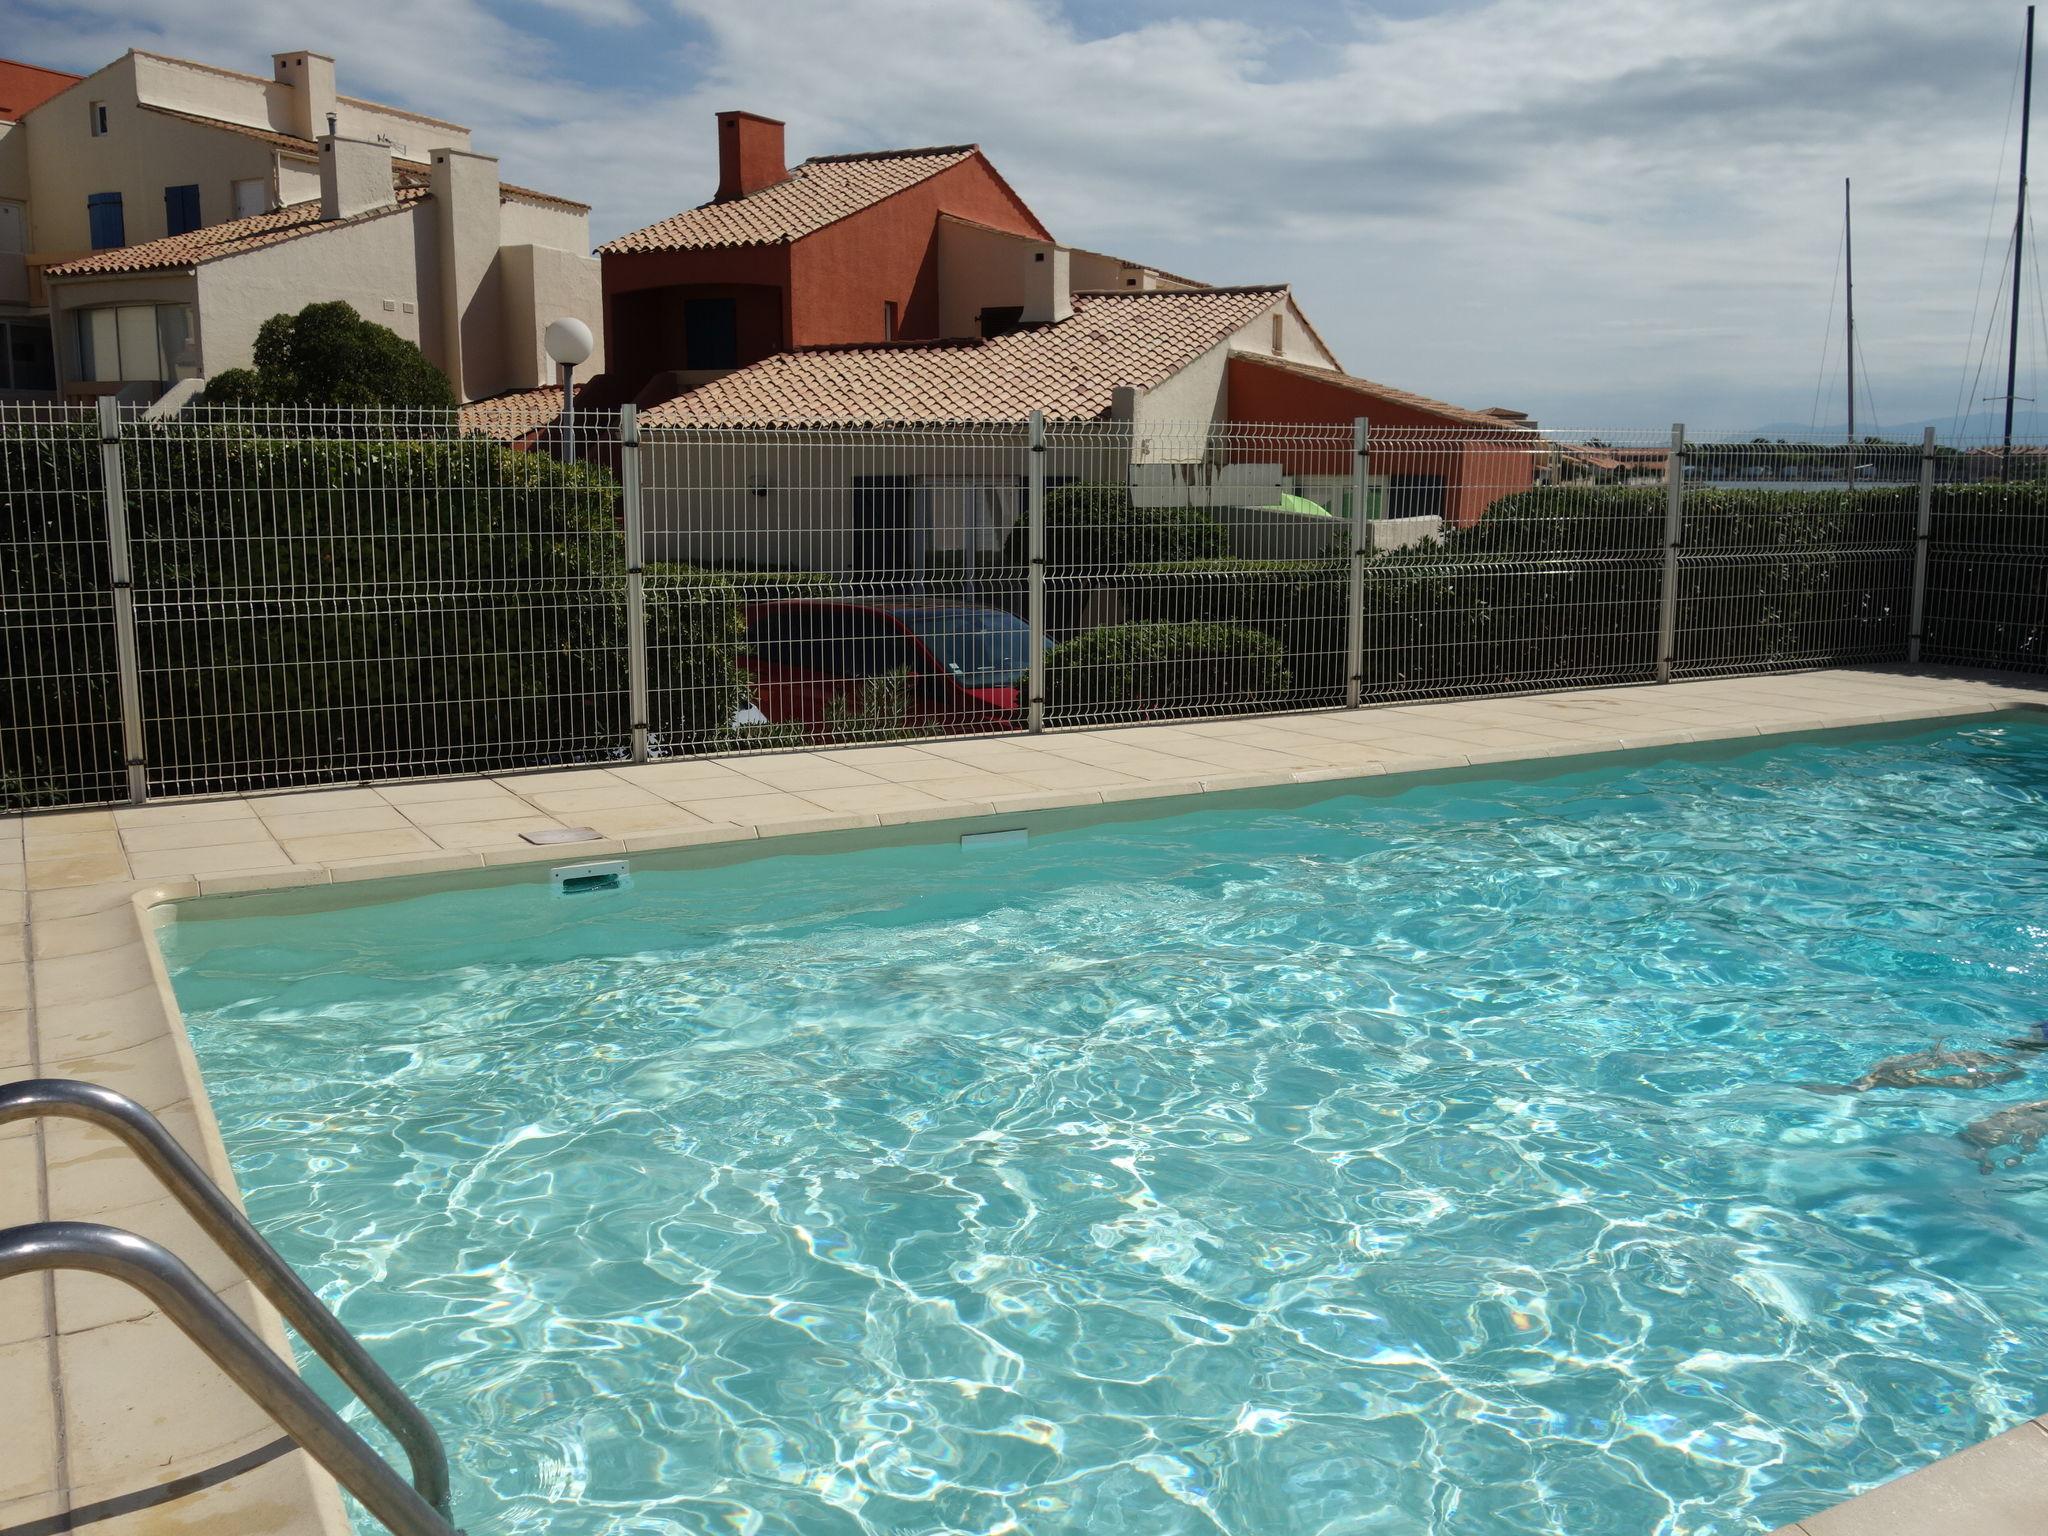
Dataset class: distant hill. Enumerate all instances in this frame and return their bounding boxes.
[1740,411,2048,443]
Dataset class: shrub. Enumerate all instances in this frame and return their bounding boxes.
[198,301,457,410]
[1046,621,1287,721]
[1002,482,1227,631]
[0,419,751,805]
[1124,558,1350,706]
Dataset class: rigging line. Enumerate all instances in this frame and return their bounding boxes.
[1855,322,1881,443]
[1964,225,2019,441]
[1811,218,1845,434]
[1954,41,2028,438]
[2031,202,2048,438]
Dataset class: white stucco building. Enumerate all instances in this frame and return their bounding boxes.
[3,47,601,402]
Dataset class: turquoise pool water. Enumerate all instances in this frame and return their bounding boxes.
[164,720,2048,1536]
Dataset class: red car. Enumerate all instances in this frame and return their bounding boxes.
[740,599,1038,734]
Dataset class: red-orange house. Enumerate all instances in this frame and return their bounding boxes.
[563,113,1535,530]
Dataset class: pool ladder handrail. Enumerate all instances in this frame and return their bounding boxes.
[0,1078,459,1534]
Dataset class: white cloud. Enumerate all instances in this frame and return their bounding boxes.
[6,0,2036,426]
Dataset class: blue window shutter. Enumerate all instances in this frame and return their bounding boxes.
[164,184,200,237]
[86,192,124,250]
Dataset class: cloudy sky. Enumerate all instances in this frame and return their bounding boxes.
[7,0,2043,431]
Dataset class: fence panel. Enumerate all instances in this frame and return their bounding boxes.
[122,405,630,797]
[1356,426,1667,704]
[1674,438,1917,677]
[1039,419,1352,727]
[0,404,123,811]
[1920,444,2048,675]
[637,421,1034,754]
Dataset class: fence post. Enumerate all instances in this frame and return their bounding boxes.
[619,404,650,764]
[1907,424,1936,665]
[1346,416,1370,708]
[1654,421,1685,684]
[97,396,147,804]
[1026,409,1047,734]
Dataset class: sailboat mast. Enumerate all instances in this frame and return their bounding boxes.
[1845,177,1855,447]
[2004,3,2035,480]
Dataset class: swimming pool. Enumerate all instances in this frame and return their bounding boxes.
[162,719,2048,1536]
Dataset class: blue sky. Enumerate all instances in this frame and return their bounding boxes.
[4,0,2042,432]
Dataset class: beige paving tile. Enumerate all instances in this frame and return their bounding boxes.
[520,783,670,815]
[114,798,269,828]
[72,1441,336,1535]
[621,824,758,853]
[814,746,973,782]
[24,809,117,836]
[326,852,484,884]
[479,838,627,867]
[690,792,843,825]
[0,962,28,1012]
[490,769,623,794]
[27,851,134,889]
[426,817,573,852]
[613,761,779,799]
[375,776,506,804]
[21,830,127,862]
[391,792,537,826]
[32,945,157,1010]
[125,843,297,881]
[30,882,160,921]
[571,804,718,837]
[912,772,1041,801]
[35,986,171,1063]
[256,806,412,842]
[0,1009,29,1073]
[30,905,140,962]
[54,1191,246,1335]
[277,828,441,865]
[0,889,21,926]
[0,1129,42,1227]
[1799,1421,2048,1535]
[41,1035,192,1114]
[727,756,888,792]
[793,782,954,815]
[43,1100,202,1219]
[246,787,390,817]
[117,816,276,854]
[58,1282,278,1492]
[0,1337,58,1504]
[999,762,1144,791]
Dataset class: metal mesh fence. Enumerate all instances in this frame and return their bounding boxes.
[1675,437,1919,677]
[1920,441,2048,674]
[0,404,123,809]
[2,404,2044,813]
[117,405,630,798]
[638,421,1031,753]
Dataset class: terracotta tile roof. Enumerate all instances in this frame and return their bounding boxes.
[640,286,1288,426]
[0,57,82,122]
[600,146,979,253]
[457,385,586,441]
[1230,352,1519,433]
[137,106,590,212]
[44,189,428,277]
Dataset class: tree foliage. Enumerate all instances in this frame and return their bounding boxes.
[199,301,456,410]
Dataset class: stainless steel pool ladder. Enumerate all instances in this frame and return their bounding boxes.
[0,1078,463,1536]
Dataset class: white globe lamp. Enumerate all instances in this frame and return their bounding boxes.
[545,317,595,462]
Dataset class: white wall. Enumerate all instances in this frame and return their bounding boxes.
[186,201,437,376]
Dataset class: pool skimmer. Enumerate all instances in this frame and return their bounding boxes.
[551,860,630,895]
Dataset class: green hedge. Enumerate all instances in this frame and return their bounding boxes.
[1920,482,2048,673]
[0,421,752,806]
[1046,621,1287,721]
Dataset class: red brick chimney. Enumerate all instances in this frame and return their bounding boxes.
[716,112,789,201]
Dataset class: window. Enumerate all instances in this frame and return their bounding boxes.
[882,300,898,342]
[231,178,268,218]
[1,318,56,391]
[1271,313,1284,355]
[88,100,108,136]
[86,192,123,250]
[72,303,197,384]
[683,297,738,369]
[164,184,201,237]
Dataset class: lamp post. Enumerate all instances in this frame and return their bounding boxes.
[544,317,594,464]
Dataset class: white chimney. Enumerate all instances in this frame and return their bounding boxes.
[319,135,392,221]
[273,51,338,141]
[1021,241,1072,326]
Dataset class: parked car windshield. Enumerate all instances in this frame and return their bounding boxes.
[891,606,1033,687]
